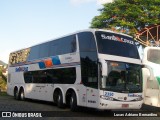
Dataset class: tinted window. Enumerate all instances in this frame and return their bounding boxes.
[78,32,97,52]
[57,35,77,55]
[24,67,76,84]
[96,31,139,59]
[80,55,98,88]
[39,42,50,58]
[28,45,40,60]
[49,40,58,57]
[24,72,33,83]
[78,32,98,88]
[28,35,76,60]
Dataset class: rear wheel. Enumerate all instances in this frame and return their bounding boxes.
[19,89,25,101]
[14,89,19,100]
[70,92,78,111]
[57,91,64,108]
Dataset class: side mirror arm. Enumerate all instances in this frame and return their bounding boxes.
[99,59,108,76]
[144,65,154,80]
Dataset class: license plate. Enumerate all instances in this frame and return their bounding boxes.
[122,104,129,108]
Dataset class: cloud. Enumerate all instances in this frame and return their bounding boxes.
[97,0,113,5]
[70,0,96,5]
[70,0,113,6]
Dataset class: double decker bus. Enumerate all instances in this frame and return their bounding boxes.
[142,47,160,107]
[7,29,143,111]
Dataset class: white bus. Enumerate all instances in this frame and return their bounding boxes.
[142,47,160,107]
[7,29,143,111]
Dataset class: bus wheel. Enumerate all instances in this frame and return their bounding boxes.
[19,89,25,101]
[57,91,64,108]
[14,89,19,100]
[70,92,78,112]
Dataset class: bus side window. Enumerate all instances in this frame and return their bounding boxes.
[39,42,50,58]
[71,36,77,52]
[78,32,98,89]
[28,46,39,61]
[78,32,96,52]
[24,68,76,84]
[58,35,77,54]
[24,72,33,83]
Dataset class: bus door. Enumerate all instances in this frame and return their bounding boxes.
[86,77,99,108]
[76,84,87,107]
[86,83,99,108]
[76,80,99,108]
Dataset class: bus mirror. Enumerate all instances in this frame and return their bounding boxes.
[101,59,108,76]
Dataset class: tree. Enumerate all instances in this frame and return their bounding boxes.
[90,0,160,35]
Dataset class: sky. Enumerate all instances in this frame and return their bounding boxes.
[0,0,112,63]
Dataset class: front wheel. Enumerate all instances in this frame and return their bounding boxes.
[70,92,78,112]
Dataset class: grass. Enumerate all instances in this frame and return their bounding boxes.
[0,69,7,96]
[0,76,7,92]
[0,91,8,96]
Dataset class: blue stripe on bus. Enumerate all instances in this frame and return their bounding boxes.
[38,62,46,69]
[52,56,61,65]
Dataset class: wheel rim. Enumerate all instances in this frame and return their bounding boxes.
[70,96,73,107]
[15,90,18,99]
[58,95,60,103]
[21,91,24,100]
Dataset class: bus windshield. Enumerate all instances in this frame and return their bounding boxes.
[147,49,160,64]
[95,31,139,59]
[101,61,142,93]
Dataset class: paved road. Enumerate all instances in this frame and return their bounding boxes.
[0,95,160,120]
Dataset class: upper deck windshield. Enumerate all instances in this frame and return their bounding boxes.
[147,49,160,64]
[95,31,139,59]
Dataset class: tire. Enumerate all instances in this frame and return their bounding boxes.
[57,91,64,108]
[14,89,19,100]
[70,92,78,112]
[19,89,25,101]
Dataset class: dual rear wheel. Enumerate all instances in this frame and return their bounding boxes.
[54,91,78,111]
[14,88,25,101]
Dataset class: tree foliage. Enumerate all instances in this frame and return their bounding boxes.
[91,0,160,35]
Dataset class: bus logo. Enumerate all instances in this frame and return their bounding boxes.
[101,34,134,45]
[15,67,28,72]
